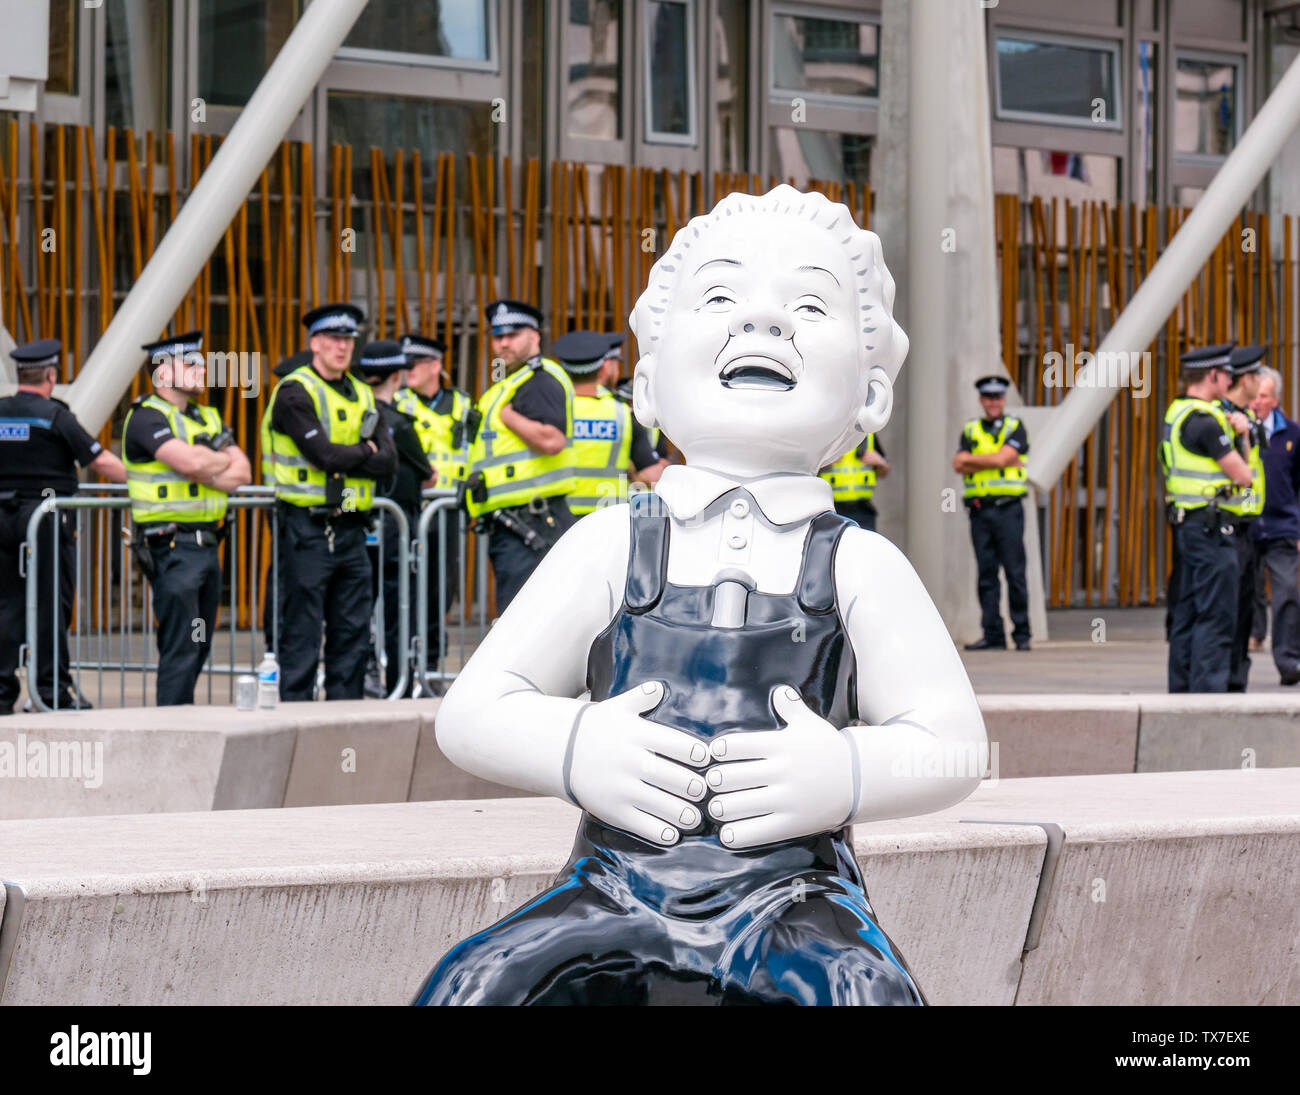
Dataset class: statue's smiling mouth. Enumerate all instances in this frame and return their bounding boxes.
[718,354,797,391]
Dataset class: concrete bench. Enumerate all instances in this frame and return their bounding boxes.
[1,768,1294,1005]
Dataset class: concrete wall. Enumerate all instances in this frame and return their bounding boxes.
[1,768,1295,1005]
[3,695,1297,820]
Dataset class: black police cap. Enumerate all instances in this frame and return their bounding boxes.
[356,339,407,379]
[1228,344,1266,375]
[302,302,364,338]
[400,333,447,360]
[551,330,619,375]
[141,330,203,360]
[11,338,61,369]
[486,299,542,335]
[1179,343,1235,372]
[974,375,1011,396]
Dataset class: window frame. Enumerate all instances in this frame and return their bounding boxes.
[767,1,881,110]
[992,28,1124,132]
[642,0,699,147]
[1171,47,1244,166]
[332,0,501,75]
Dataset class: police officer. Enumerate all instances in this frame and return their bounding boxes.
[394,332,475,681]
[819,434,889,532]
[554,330,663,514]
[0,340,126,712]
[608,356,671,486]
[356,340,432,697]
[953,375,1030,651]
[1220,344,1267,691]
[124,331,252,705]
[466,299,577,612]
[1162,344,1254,693]
[265,303,397,701]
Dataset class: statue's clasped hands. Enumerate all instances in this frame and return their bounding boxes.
[567,682,854,849]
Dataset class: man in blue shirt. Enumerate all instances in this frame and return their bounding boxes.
[1249,365,1300,685]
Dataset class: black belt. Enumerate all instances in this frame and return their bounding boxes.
[143,524,222,547]
[966,495,1023,510]
[1175,508,1236,533]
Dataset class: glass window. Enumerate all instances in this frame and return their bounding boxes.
[522,0,546,162]
[1135,41,1158,204]
[47,0,78,96]
[198,0,297,108]
[771,11,878,101]
[645,0,694,143]
[992,147,1119,206]
[1175,55,1239,159]
[106,2,170,137]
[713,0,749,172]
[769,128,871,190]
[341,0,491,63]
[566,0,622,141]
[995,34,1121,128]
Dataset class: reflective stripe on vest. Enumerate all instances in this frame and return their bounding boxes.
[124,395,229,524]
[394,386,472,484]
[1219,405,1267,518]
[1161,397,1234,511]
[266,365,376,511]
[820,435,877,501]
[569,391,632,515]
[466,357,576,516]
[962,417,1028,498]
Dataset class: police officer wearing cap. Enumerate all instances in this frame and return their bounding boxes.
[1220,344,1267,691]
[265,303,397,701]
[466,299,577,612]
[953,375,1031,651]
[124,332,252,705]
[554,330,664,514]
[820,434,889,532]
[356,340,433,697]
[1162,344,1254,692]
[0,339,126,712]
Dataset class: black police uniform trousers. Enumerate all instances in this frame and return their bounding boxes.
[0,500,77,711]
[967,496,1030,646]
[1227,523,1258,692]
[1168,515,1239,693]
[834,498,877,533]
[1253,537,1300,678]
[373,506,413,697]
[276,504,373,701]
[146,533,223,706]
[487,498,575,613]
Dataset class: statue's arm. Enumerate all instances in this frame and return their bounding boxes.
[434,504,630,799]
[835,526,988,823]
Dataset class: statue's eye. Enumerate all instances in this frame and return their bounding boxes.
[705,294,733,306]
[795,302,826,316]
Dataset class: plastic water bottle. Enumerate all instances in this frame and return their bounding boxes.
[257,653,280,709]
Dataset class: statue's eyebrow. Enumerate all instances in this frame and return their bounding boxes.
[798,264,841,287]
[694,257,741,274]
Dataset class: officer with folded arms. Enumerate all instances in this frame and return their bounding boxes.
[264,304,396,701]
[124,331,251,705]
[0,339,125,713]
[465,299,576,612]
[1162,344,1254,692]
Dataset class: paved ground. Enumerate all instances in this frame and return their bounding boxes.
[15,606,1295,709]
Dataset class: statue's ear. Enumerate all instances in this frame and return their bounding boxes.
[632,353,660,431]
[855,368,893,435]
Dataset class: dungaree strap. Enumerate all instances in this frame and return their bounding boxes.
[625,492,669,612]
[797,511,851,614]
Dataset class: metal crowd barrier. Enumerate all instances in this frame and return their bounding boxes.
[20,486,413,710]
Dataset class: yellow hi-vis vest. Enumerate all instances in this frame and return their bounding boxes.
[466,357,576,517]
[124,395,229,524]
[820,435,878,502]
[569,389,633,516]
[961,416,1028,499]
[1218,404,1266,519]
[393,386,472,485]
[265,364,376,511]
[1161,397,1235,512]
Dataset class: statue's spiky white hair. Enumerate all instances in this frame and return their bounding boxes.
[628,184,908,384]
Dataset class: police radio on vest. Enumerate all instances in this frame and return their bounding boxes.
[574,418,620,441]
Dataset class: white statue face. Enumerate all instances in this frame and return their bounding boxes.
[638,214,868,476]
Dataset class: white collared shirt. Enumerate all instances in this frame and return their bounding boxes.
[652,464,835,593]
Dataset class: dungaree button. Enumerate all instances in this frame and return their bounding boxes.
[729,499,749,518]
[727,534,747,550]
